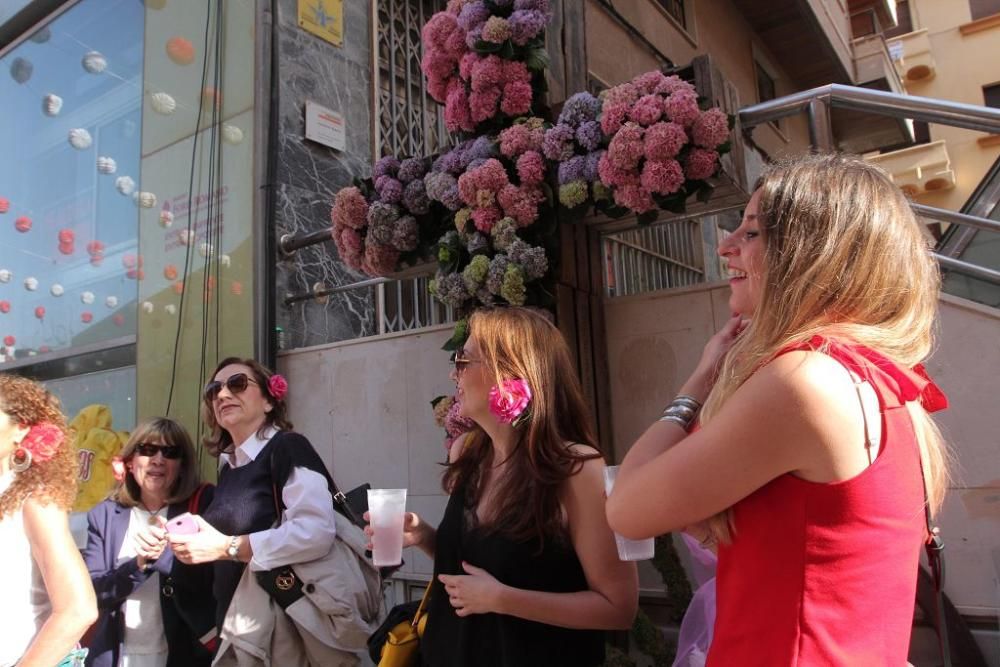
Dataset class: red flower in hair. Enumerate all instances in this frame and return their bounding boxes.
[111,456,126,482]
[267,374,288,401]
[21,422,63,463]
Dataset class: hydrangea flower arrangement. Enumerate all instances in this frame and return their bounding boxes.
[421,0,552,134]
[330,155,448,277]
[596,70,732,222]
[542,92,609,212]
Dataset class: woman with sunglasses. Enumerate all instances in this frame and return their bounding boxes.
[0,373,97,667]
[166,358,339,639]
[82,417,216,667]
[385,308,638,667]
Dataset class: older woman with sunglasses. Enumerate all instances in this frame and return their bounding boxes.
[167,357,338,636]
[82,417,215,667]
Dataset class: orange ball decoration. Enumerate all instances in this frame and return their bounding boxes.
[166,36,195,65]
[172,281,184,295]
[230,281,243,296]
[0,197,9,213]
[15,216,31,232]
[3,335,15,347]
[202,86,222,111]
[113,314,125,327]
[164,265,178,281]
[59,242,74,256]
[58,229,74,244]
[81,312,93,323]
[0,301,9,313]
[34,306,45,320]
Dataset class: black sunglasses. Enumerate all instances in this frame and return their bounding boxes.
[204,372,259,401]
[134,443,183,459]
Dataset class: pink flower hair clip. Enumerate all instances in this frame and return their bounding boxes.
[111,456,127,483]
[267,374,289,401]
[20,422,64,464]
[488,378,532,427]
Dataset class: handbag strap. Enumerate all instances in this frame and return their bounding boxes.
[411,581,432,629]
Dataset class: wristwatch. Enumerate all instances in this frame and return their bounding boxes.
[226,535,240,561]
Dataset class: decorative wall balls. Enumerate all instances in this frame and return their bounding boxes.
[137,192,157,208]
[81,291,95,305]
[159,210,174,228]
[68,128,93,150]
[50,283,64,297]
[105,296,119,309]
[15,216,31,233]
[23,277,38,291]
[0,197,8,213]
[97,156,117,174]
[165,37,195,65]
[42,94,63,116]
[115,176,136,196]
[222,124,244,145]
[150,92,176,115]
[81,311,93,324]
[82,51,107,74]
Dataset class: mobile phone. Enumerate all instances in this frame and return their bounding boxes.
[166,512,200,535]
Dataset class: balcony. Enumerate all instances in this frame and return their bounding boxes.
[831,34,911,153]
[728,0,853,88]
[886,29,936,82]
[866,140,957,197]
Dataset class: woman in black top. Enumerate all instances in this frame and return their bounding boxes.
[395,308,638,667]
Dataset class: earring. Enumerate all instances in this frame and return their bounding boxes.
[10,446,31,473]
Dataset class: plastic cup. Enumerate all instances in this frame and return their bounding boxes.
[603,465,655,561]
[367,488,407,567]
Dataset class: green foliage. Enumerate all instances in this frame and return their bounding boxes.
[632,608,676,665]
[441,318,469,352]
[651,535,694,624]
[601,645,637,667]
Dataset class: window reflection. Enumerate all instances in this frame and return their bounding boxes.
[0,0,143,362]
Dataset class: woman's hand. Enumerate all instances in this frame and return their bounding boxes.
[167,515,228,564]
[438,562,507,617]
[134,522,167,569]
[363,511,431,551]
[689,314,749,398]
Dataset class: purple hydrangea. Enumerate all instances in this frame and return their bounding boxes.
[584,150,604,182]
[434,272,471,309]
[486,254,511,295]
[434,148,465,175]
[373,156,400,179]
[465,25,484,49]
[392,215,419,252]
[468,135,496,161]
[368,215,395,246]
[514,0,550,13]
[375,176,403,204]
[397,157,428,184]
[466,232,490,255]
[403,179,430,215]
[457,2,490,33]
[558,155,587,185]
[367,200,399,227]
[509,9,547,45]
[559,92,602,127]
[576,121,602,152]
[506,238,548,279]
[542,123,575,161]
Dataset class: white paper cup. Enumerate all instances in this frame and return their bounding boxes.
[367,488,407,566]
[603,465,655,561]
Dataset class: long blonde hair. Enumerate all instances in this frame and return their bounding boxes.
[702,153,949,543]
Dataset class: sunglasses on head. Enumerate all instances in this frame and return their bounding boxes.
[203,372,259,401]
[134,443,182,459]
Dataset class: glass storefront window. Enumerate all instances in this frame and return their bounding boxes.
[0,0,143,363]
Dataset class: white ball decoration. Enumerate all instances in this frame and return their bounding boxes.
[68,128,92,150]
[198,242,213,258]
[165,304,177,316]
[50,283,64,297]
[115,176,136,196]
[142,301,154,314]
[97,156,117,174]
[222,124,244,145]
[159,210,174,228]
[81,291,95,305]
[42,94,63,116]
[0,269,11,283]
[178,229,192,246]
[150,92,176,115]
[24,277,38,291]
[105,295,118,309]
[220,254,231,268]
[137,192,157,208]
[82,51,107,74]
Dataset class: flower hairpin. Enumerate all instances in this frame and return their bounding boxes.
[111,456,126,483]
[20,422,64,464]
[267,374,289,401]
[489,378,532,427]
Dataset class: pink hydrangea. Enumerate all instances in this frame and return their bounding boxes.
[333,227,364,272]
[445,86,473,132]
[482,16,511,43]
[331,187,369,231]
[607,122,645,170]
[629,94,663,127]
[654,75,695,96]
[458,159,509,206]
[499,122,545,157]
[640,159,685,195]
[692,108,730,148]
[644,121,687,161]
[663,89,701,126]
[597,152,638,188]
[614,183,655,213]
[470,87,502,122]
[685,148,720,180]
[603,81,640,107]
[472,205,503,233]
[600,102,629,136]
[361,241,400,277]
[470,55,505,91]
[502,60,531,84]
[498,184,543,226]
[516,151,545,185]
[633,70,667,95]
[500,80,533,116]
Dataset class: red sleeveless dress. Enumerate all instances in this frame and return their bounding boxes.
[706,339,947,666]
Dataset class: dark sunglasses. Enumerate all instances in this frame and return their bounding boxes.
[204,372,259,401]
[452,351,482,373]
[134,443,183,459]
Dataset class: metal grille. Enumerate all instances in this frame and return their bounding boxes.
[372,0,455,334]
[654,0,687,29]
[604,219,706,297]
[374,0,449,158]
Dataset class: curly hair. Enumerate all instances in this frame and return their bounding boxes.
[201,357,293,457]
[0,374,77,518]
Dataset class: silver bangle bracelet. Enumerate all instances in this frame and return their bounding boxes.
[658,413,692,430]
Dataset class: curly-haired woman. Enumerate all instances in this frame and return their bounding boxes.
[0,373,97,667]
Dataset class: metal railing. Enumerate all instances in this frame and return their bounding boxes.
[604,219,705,297]
[739,84,1000,285]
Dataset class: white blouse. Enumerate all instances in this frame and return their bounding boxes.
[117,506,168,667]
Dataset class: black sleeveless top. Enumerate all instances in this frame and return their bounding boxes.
[421,481,606,667]
[201,430,332,630]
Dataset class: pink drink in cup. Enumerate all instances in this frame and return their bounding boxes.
[368,488,407,567]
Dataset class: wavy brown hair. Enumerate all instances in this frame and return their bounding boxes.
[111,417,202,507]
[201,357,293,457]
[702,153,950,543]
[0,374,76,517]
[443,307,601,545]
